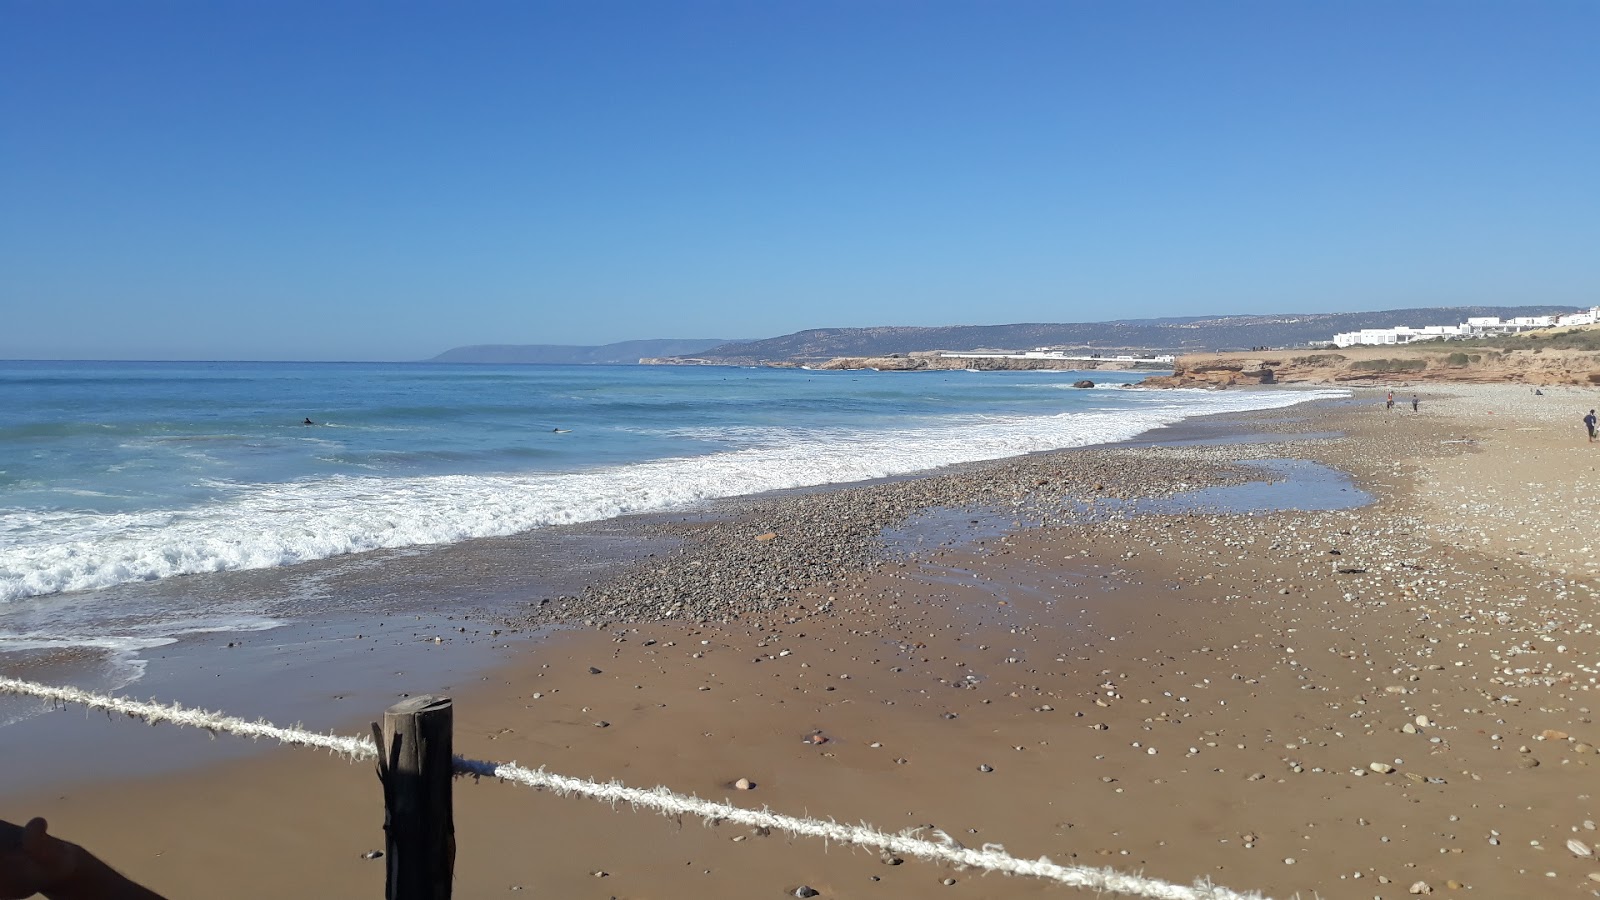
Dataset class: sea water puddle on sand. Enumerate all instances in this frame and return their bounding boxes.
[885,458,1371,556]
[1131,457,1371,516]
[1117,424,1343,449]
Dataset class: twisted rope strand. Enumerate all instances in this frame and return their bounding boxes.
[1,675,1268,900]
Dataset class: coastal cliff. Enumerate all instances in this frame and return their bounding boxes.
[1142,328,1600,388]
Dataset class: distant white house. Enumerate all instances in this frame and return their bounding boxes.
[1332,324,1470,348]
[1332,307,1599,348]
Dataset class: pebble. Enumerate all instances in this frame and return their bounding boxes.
[1569,839,1593,858]
[794,887,819,898]
[735,777,754,790]
[361,850,383,859]
[1370,762,1396,774]
[1408,881,1431,894]
[978,764,994,772]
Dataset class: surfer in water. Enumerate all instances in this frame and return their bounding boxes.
[303,417,315,426]
[552,428,570,433]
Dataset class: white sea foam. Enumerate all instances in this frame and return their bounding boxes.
[0,390,1344,601]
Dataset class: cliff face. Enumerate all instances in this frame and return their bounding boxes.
[1143,339,1600,388]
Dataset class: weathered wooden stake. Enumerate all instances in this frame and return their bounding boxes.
[376,695,455,900]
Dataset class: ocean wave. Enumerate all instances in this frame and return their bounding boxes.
[0,389,1345,601]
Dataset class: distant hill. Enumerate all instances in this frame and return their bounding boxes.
[429,339,732,365]
[668,307,1581,364]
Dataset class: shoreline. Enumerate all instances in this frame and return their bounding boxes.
[0,388,1318,792]
[5,383,1600,898]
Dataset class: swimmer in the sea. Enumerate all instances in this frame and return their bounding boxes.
[303,418,315,425]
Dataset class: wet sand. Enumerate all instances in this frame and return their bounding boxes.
[5,383,1600,899]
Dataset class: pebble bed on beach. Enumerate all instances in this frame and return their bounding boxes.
[513,445,1270,629]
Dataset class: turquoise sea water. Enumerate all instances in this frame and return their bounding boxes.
[1,361,1345,605]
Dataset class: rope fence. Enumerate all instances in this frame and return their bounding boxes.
[0,675,1269,900]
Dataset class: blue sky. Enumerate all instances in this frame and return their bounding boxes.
[3,1,1596,360]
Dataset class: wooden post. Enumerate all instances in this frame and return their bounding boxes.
[376,695,455,900]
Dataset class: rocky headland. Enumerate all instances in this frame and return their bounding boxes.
[1143,327,1600,388]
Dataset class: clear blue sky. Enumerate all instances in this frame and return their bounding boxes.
[3,1,1596,360]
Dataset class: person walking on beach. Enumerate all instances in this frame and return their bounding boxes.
[1411,395,1419,412]
[1586,409,1598,442]
[1386,391,1395,410]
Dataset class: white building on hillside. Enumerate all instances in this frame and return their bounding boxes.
[1333,306,1599,347]
[1332,324,1470,348]
[1465,315,1554,334]
[1555,306,1600,326]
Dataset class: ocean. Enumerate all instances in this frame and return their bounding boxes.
[0,360,1344,684]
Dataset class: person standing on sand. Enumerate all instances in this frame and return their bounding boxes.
[1412,395,1419,412]
[1586,409,1597,442]
[1386,391,1395,410]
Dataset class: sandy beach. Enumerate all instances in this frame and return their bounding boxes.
[5,382,1600,900]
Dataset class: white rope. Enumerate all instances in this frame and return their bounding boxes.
[0,675,374,760]
[0,676,1267,900]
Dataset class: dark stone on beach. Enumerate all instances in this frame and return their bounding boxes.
[362,850,383,859]
[1073,380,1095,388]
[588,666,603,674]
[794,886,820,898]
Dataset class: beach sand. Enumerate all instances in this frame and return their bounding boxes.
[5,383,1599,899]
